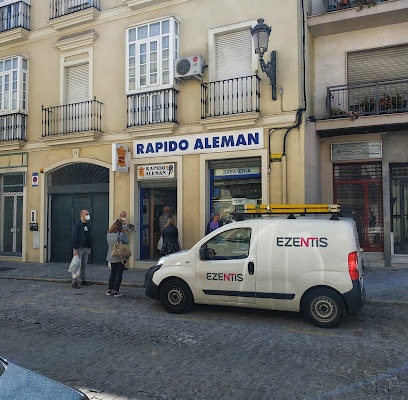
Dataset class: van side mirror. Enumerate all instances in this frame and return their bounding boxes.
[199,247,207,260]
[199,246,215,260]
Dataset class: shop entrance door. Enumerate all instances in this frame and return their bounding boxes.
[139,186,177,260]
[391,165,408,254]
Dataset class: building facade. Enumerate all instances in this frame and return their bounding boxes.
[308,0,408,267]
[0,0,313,266]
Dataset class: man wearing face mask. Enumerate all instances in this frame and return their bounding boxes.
[71,209,92,288]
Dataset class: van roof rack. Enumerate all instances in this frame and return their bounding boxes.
[234,204,341,220]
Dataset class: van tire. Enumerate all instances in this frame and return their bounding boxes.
[160,279,193,314]
[303,288,345,328]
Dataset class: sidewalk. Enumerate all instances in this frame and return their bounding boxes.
[0,261,407,306]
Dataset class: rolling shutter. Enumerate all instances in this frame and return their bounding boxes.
[348,45,408,84]
[66,63,89,104]
[215,29,253,80]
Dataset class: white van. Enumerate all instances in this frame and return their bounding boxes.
[145,210,365,328]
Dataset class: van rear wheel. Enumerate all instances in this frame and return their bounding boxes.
[303,288,345,328]
[160,279,193,314]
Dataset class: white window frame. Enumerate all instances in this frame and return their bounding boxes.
[208,20,258,82]
[59,48,93,105]
[126,16,179,94]
[0,55,28,115]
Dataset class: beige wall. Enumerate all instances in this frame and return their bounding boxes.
[0,0,310,264]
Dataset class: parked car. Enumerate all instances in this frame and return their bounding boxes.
[0,356,89,400]
[145,213,365,328]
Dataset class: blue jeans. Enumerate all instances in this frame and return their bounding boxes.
[108,262,124,292]
[72,247,89,284]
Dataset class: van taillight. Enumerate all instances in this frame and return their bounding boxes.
[348,251,359,280]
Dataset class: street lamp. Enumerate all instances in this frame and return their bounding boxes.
[251,18,277,100]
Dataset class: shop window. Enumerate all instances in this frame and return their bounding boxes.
[333,162,383,252]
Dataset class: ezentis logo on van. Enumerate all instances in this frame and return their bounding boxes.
[276,237,328,247]
[206,272,244,281]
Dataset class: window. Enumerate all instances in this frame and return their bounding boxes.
[0,56,28,113]
[202,228,251,260]
[126,17,179,92]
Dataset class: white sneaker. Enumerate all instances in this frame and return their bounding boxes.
[113,291,124,297]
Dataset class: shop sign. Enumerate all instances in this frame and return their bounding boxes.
[214,167,260,177]
[133,130,263,158]
[112,144,130,172]
[137,163,175,180]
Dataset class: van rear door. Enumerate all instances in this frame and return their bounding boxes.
[195,225,257,305]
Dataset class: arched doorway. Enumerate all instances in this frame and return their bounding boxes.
[47,163,109,264]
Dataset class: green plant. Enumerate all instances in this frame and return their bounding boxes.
[359,97,375,113]
[330,107,347,117]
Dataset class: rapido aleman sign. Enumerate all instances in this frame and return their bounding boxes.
[133,129,263,158]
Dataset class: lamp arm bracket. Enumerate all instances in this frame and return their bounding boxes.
[259,50,277,101]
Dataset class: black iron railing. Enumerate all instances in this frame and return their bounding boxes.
[42,99,102,136]
[49,0,100,19]
[0,113,26,141]
[0,1,30,33]
[201,75,260,119]
[326,0,391,12]
[127,88,178,127]
[327,78,408,119]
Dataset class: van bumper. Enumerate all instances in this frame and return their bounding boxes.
[343,280,366,312]
[145,265,161,300]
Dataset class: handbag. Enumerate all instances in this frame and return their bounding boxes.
[111,233,132,259]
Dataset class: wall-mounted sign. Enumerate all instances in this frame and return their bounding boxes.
[32,172,39,187]
[133,130,263,158]
[112,144,130,172]
[214,167,260,177]
[331,141,382,161]
[137,163,175,180]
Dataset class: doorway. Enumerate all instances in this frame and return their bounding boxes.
[139,186,177,260]
[391,164,408,254]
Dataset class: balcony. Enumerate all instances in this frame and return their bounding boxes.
[316,78,408,137]
[127,88,178,133]
[0,113,26,151]
[308,0,408,36]
[41,99,102,146]
[0,1,30,45]
[49,0,100,30]
[201,75,260,120]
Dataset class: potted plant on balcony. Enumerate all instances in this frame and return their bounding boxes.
[360,96,375,113]
[392,93,408,111]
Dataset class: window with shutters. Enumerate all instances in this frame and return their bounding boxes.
[204,21,259,117]
[333,162,383,252]
[347,45,408,114]
[126,17,179,93]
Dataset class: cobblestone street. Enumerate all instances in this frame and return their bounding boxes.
[1,278,408,400]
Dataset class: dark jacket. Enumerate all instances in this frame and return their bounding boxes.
[161,225,179,255]
[72,220,91,250]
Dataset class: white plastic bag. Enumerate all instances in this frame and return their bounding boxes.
[156,235,163,250]
[68,255,80,274]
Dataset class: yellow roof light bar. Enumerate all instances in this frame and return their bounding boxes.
[244,204,340,214]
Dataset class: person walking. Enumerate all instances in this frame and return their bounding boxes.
[71,209,92,289]
[106,219,129,297]
[161,217,180,255]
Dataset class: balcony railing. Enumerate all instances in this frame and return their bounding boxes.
[201,75,260,119]
[326,0,391,12]
[42,99,102,137]
[0,113,26,141]
[327,78,408,119]
[127,88,178,127]
[0,1,30,32]
[49,0,100,19]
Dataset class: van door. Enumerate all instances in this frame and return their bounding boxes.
[195,226,256,305]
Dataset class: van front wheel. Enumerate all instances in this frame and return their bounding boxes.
[160,279,193,314]
[303,288,345,328]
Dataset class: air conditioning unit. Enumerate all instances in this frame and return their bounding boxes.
[174,55,204,79]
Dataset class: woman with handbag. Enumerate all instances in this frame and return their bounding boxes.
[106,219,129,297]
[161,217,180,256]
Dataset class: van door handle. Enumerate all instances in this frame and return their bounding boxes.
[248,261,254,275]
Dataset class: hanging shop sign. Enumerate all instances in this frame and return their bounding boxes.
[133,130,263,158]
[137,163,175,180]
[112,144,130,172]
